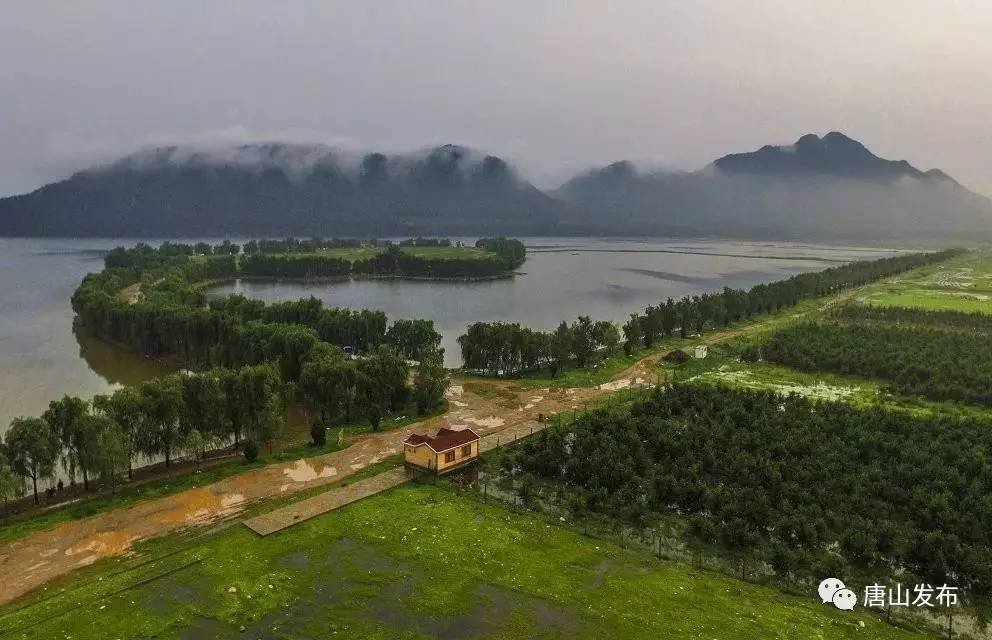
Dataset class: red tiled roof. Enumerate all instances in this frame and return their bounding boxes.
[404,427,479,453]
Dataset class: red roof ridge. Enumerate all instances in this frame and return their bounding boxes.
[404,427,480,453]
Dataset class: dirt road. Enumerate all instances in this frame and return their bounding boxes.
[0,372,618,605]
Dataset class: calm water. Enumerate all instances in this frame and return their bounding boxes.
[0,237,904,433]
[205,238,906,367]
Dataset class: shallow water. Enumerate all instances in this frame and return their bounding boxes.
[205,237,904,366]
[0,237,903,431]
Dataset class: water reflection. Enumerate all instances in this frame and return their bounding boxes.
[74,327,173,386]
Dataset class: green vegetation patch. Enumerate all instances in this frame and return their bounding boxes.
[0,484,927,639]
[761,322,992,407]
[513,385,992,609]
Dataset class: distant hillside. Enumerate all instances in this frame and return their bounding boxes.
[557,132,992,242]
[2,133,989,241]
[0,143,562,237]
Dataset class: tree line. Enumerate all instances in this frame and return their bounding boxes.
[245,237,363,254]
[474,237,527,270]
[1,363,283,505]
[242,246,516,279]
[458,317,621,376]
[511,384,992,602]
[760,321,992,407]
[3,346,448,506]
[458,249,962,377]
[832,302,992,333]
[619,249,963,351]
[74,257,442,378]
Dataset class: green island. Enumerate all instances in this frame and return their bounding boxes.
[5,243,992,639]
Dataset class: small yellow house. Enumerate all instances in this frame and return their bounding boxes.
[403,427,480,473]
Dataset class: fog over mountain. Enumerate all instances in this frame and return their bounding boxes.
[0,132,988,241]
[557,132,992,242]
[0,143,562,237]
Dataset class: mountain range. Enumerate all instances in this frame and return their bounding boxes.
[1,132,989,241]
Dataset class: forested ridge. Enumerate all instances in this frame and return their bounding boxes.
[512,385,992,600]
[760,322,992,406]
[458,249,962,377]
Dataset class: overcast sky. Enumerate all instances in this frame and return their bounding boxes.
[2,1,990,196]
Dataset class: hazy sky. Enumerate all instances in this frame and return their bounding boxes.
[2,1,990,196]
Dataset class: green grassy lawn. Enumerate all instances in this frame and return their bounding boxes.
[400,245,495,260]
[0,483,933,640]
[855,249,992,314]
[268,246,496,263]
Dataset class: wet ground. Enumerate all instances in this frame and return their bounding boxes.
[0,354,667,606]
[0,323,725,607]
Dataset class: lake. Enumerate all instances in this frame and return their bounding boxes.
[0,237,905,432]
[205,238,905,367]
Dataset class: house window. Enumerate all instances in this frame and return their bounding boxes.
[444,450,455,463]
[462,445,472,457]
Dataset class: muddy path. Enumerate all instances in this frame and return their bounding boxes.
[0,295,842,606]
[0,375,609,605]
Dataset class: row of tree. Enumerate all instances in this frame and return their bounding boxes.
[458,316,621,376]
[512,384,992,601]
[1,363,283,505]
[241,246,514,279]
[298,344,447,430]
[832,302,992,333]
[619,249,963,351]
[458,250,961,377]
[761,321,992,407]
[245,237,362,254]
[74,270,441,378]
[350,245,511,278]
[475,237,527,269]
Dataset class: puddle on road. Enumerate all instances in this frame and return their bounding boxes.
[283,459,338,483]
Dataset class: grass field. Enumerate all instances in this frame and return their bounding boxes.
[281,245,497,262]
[0,484,933,639]
[857,250,992,313]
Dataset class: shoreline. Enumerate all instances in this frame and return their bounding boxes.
[200,271,519,288]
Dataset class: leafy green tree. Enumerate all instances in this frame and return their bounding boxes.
[218,368,247,449]
[549,322,572,377]
[181,429,209,465]
[6,417,59,504]
[43,396,93,490]
[414,348,448,414]
[93,387,143,479]
[239,364,284,453]
[299,349,345,423]
[385,319,442,361]
[180,372,224,442]
[570,316,597,367]
[622,315,642,356]
[592,320,621,356]
[139,376,185,467]
[0,455,24,514]
[357,346,409,411]
[90,415,129,493]
[356,370,387,432]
